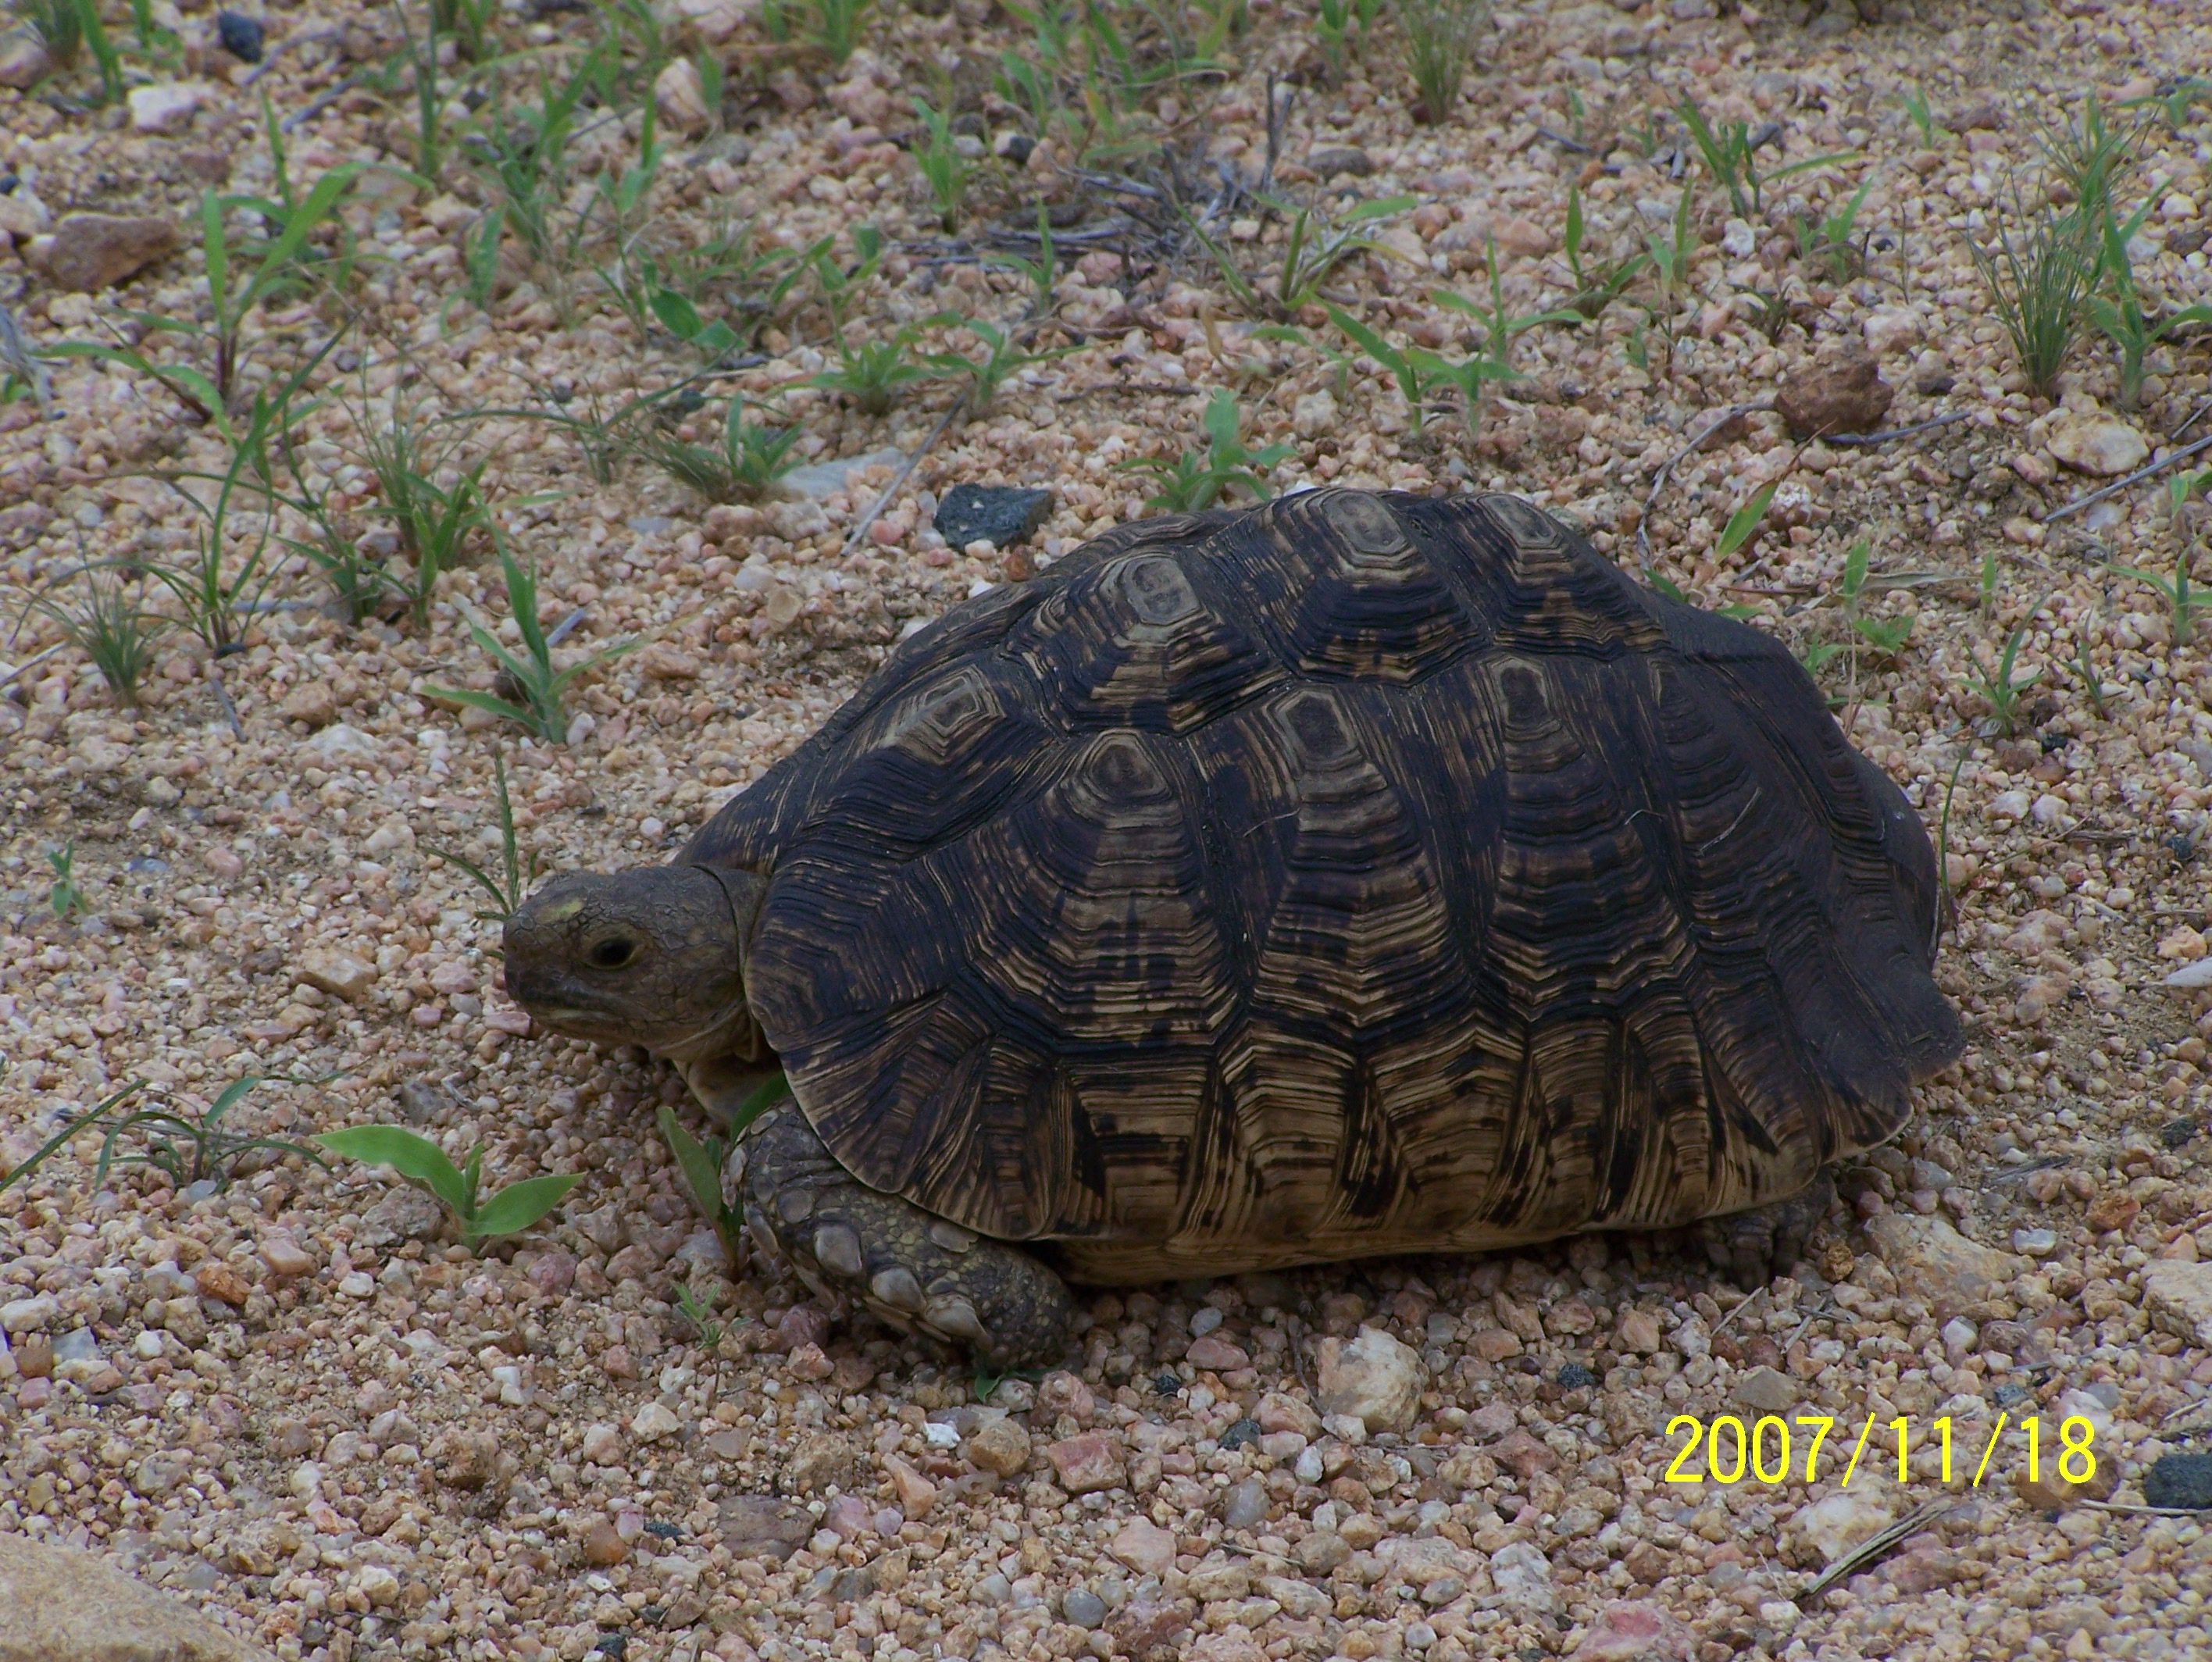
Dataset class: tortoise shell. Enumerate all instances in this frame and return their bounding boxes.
[683,489,1960,1282]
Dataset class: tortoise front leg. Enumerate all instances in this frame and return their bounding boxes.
[722,1101,1076,1371]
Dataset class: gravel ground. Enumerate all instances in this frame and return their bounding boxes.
[5,2,2212,1660]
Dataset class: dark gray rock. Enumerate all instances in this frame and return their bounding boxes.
[216,12,265,63]
[2143,1453,2212,1510]
[934,484,1053,551]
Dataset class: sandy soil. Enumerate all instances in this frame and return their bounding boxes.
[3,1,2212,1660]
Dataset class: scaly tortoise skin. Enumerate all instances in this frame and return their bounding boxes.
[505,488,1962,1367]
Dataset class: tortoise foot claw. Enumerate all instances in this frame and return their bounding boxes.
[725,1104,1075,1369]
[1704,1168,1838,1289]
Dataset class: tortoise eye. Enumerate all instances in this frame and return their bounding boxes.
[588,937,639,970]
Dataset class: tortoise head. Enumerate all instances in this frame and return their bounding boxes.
[502,866,765,1061]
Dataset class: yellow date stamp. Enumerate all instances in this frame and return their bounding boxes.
[1662,1411,2098,1489]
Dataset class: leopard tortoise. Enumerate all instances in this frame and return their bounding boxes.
[504,488,1962,1367]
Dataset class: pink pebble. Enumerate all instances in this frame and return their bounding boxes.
[19,1378,52,1410]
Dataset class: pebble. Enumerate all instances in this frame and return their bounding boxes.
[2142,1453,2212,1510]
[127,84,202,135]
[0,1535,276,1662]
[1313,1325,1426,1433]
[2013,1226,2058,1257]
[1490,1541,1555,1614]
[1044,1430,1126,1493]
[1793,1487,1895,1562]
[580,1519,630,1567]
[962,1415,1031,1476]
[769,448,906,505]
[2142,1258,2212,1346]
[1061,1586,1108,1628]
[41,212,180,292]
[1775,348,1894,439]
[1109,1517,1178,1577]
[1572,1599,1698,1661]
[630,1402,681,1442]
[216,11,266,63]
[1864,1212,2020,1317]
[1222,1476,1270,1530]
[2047,412,2150,476]
[933,484,1054,551]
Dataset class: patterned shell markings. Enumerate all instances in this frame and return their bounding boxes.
[690,490,1961,1277]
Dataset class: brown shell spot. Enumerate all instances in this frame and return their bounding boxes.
[1115,553,1204,624]
[1012,549,1279,733]
[1480,493,1567,550]
[1235,490,1475,683]
[1273,687,1361,770]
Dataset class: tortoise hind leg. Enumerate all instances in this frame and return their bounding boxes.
[723,1101,1076,1370]
[1703,1167,1838,1289]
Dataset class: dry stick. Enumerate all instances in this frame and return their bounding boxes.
[2043,428,2212,522]
[0,641,66,691]
[205,661,244,740]
[841,398,967,557]
[241,26,346,87]
[1824,409,1973,447]
[1636,401,1773,569]
[1799,1497,1962,1603]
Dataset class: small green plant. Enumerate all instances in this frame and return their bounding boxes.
[431,0,499,64]
[811,323,955,417]
[764,0,873,66]
[2069,625,2112,716]
[674,1282,724,1346]
[909,97,971,234]
[2036,95,2139,223]
[464,43,601,284]
[1814,538,1914,704]
[1793,179,1874,285]
[1193,194,1415,322]
[426,538,637,744]
[1122,389,1292,512]
[425,753,541,924]
[2121,76,2212,137]
[1327,305,1426,430]
[1964,615,2044,738]
[1396,0,1486,126]
[317,1125,583,1250]
[47,842,88,922]
[0,1076,326,1199]
[1736,284,1807,344]
[1968,198,2100,400]
[925,319,1074,416]
[985,207,1059,319]
[2089,207,2212,410]
[1315,0,1382,74]
[78,0,121,102]
[1715,477,1782,564]
[1432,241,1582,379]
[631,398,801,501]
[49,164,362,423]
[1561,185,1648,321]
[355,398,491,627]
[9,0,83,70]
[152,440,284,656]
[2109,469,2212,646]
[657,1078,786,1260]
[18,564,169,706]
[1675,97,1854,222]
[1643,183,1700,315]
[1900,86,1946,148]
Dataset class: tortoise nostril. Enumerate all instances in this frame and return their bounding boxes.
[589,937,638,970]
